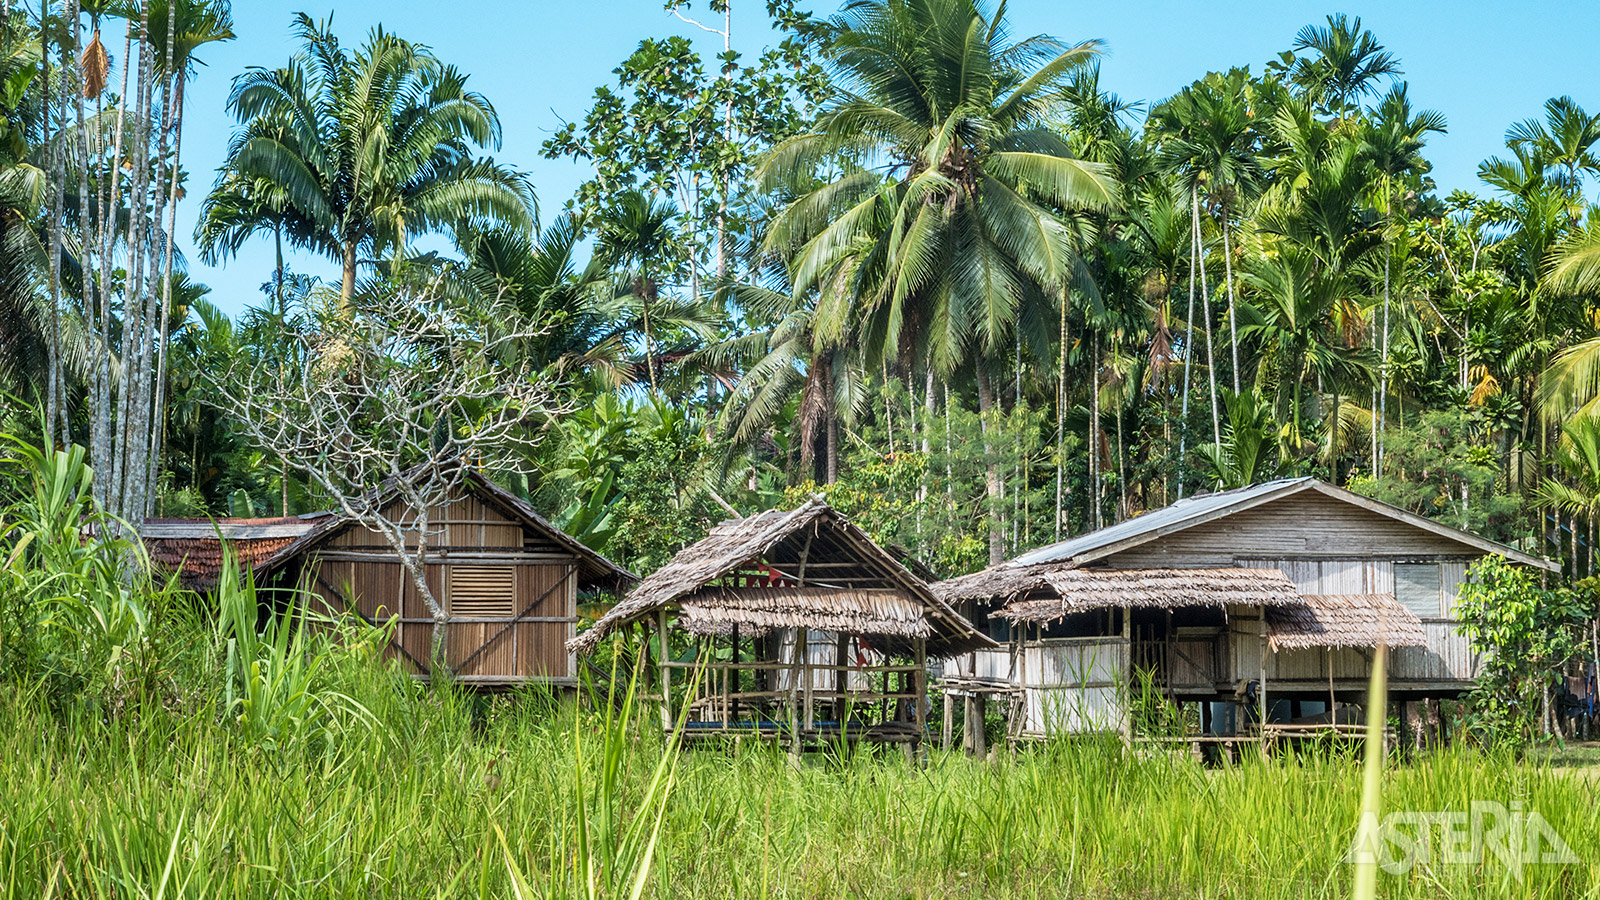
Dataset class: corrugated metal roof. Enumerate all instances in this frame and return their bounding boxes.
[1011,478,1314,567]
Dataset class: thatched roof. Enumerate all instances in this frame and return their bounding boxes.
[569,497,992,657]
[933,559,1069,605]
[1266,594,1426,650]
[995,568,1303,622]
[678,587,931,640]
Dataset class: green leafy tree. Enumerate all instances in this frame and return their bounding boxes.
[197,13,532,310]
[541,1,829,301]
[1456,555,1591,746]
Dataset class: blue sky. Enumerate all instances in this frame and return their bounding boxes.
[177,1,1600,316]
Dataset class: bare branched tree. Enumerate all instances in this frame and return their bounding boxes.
[204,276,568,673]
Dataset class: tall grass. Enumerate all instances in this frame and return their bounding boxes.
[2,439,1596,898]
[1,677,1594,899]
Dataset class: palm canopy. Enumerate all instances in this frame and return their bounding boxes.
[1507,96,1600,195]
[759,0,1117,376]
[196,13,534,307]
[1284,13,1401,115]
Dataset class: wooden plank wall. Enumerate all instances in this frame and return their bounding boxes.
[1229,558,1477,685]
[302,486,579,682]
[1104,492,1483,567]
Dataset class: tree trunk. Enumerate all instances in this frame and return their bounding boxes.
[1091,333,1101,530]
[1057,290,1068,538]
[1221,209,1240,394]
[71,0,93,454]
[976,369,1004,566]
[112,9,153,525]
[1196,195,1220,446]
[143,11,179,514]
[42,6,61,448]
[91,27,132,513]
[1378,232,1392,476]
[341,238,358,312]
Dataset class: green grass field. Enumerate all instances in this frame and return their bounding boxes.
[2,673,1595,900]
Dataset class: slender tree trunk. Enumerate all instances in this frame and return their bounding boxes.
[1091,333,1101,530]
[91,27,131,513]
[340,238,358,311]
[1221,209,1240,395]
[112,8,153,524]
[1056,290,1067,539]
[1178,186,1199,499]
[1116,385,1127,523]
[1378,221,1392,476]
[127,0,171,521]
[713,1,731,287]
[825,413,838,485]
[943,381,953,505]
[1197,195,1220,446]
[976,368,1004,566]
[148,66,182,511]
[143,9,178,514]
[42,8,61,448]
[640,290,658,392]
[73,1,96,460]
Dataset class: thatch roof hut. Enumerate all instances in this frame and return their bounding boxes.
[571,497,990,657]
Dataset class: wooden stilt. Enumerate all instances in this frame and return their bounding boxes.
[914,637,927,760]
[942,689,954,751]
[658,609,672,732]
[1258,622,1269,761]
[1121,605,1133,748]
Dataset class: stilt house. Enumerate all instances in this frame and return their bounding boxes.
[571,497,993,750]
[935,477,1555,744]
[144,471,634,686]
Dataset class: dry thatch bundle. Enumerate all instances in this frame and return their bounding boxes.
[679,588,930,639]
[933,560,1071,604]
[995,567,1303,622]
[569,497,990,657]
[1266,594,1426,650]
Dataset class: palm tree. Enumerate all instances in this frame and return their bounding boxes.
[197,13,532,310]
[1507,96,1600,200]
[1238,246,1371,438]
[595,190,680,392]
[1153,69,1264,397]
[1362,84,1445,469]
[1536,415,1600,575]
[454,211,716,391]
[1284,14,1401,117]
[759,0,1117,564]
[696,280,859,484]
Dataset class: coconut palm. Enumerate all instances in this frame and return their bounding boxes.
[197,13,532,310]
[759,0,1117,563]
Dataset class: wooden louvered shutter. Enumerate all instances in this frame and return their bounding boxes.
[449,565,515,618]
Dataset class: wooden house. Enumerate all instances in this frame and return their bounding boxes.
[144,471,634,686]
[571,497,993,752]
[935,477,1555,744]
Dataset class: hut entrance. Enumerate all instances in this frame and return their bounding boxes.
[570,499,993,754]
